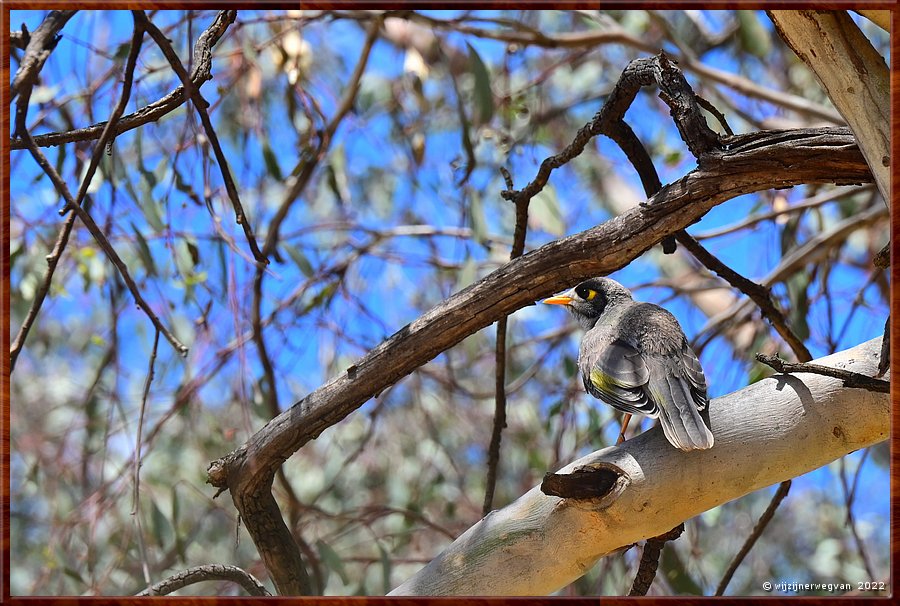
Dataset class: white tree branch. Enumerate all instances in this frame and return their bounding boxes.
[390,336,889,596]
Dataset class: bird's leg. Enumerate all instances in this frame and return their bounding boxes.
[617,413,633,444]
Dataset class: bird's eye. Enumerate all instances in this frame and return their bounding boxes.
[575,286,597,300]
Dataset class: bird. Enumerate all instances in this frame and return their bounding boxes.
[543,277,714,451]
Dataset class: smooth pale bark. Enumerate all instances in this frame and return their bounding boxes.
[854,10,890,32]
[390,337,889,596]
[768,11,890,207]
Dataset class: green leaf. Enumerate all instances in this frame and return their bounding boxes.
[661,543,704,595]
[300,282,338,315]
[547,399,565,419]
[138,183,165,232]
[149,498,172,549]
[63,566,86,585]
[469,191,487,244]
[466,42,494,125]
[316,539,349,586]
[327,144,350,205]
[282,244,315,277]
[378,543,392,594]
[529,185,565,236]
[737,11,771,58]
[130,222,157,277]
[262,140,284,181]
[563,355,577,377]
[457,257,478,294]
[171,486,187,564]
[786,273,810,341]
[186,240,201,266]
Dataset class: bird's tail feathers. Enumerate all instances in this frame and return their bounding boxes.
[647,359,714,451]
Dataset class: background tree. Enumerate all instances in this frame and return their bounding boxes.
[8,9,889,596]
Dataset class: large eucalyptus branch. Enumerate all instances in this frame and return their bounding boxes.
[389,337,888,595]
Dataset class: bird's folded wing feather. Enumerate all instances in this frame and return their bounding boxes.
[585,339,659,417]
[680,344,709,410]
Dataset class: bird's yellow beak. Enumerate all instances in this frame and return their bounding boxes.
[543,294,573,306]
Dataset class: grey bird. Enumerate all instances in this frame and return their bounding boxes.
[544,277,714,451]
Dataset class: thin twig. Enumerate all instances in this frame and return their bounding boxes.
[212,16,382,597]
[755,353,889,393]
[132,328,160,592]
[693,185,871,240]
[10,10,237,150]
[696,203,889,351]
[136,564,271,596]
[11,14,188,367]
[629,524,685,595]
[250,14,382,420]
[715,480,792,595]
[483,167,528,515]
[10,10,77,102]
[676,232,813,361]
[838,455,876,579]
[136,11,266,265]
[482,313,509,515]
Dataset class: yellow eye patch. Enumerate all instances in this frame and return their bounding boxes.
[586,289,597,300]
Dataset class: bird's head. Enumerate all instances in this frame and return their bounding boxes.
[542,277,633,330]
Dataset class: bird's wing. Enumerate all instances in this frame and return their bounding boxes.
[680,343,709,411]
[585,339,658,417]
[645,355,714,450]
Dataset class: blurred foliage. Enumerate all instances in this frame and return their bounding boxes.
[9,9,889,596]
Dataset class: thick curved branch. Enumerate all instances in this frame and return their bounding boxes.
[389,337,888,595]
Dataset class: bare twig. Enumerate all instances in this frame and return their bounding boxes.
[755,353,890,393]
[697,203,889,349]
[482,313,509,516]
[136,11,265,265]
[10,10,77,102]
[368,10,844,123]
[838,455,876,579]
[716,480,792,595]
[132,328,160,592]
[136,564,271,596]
[693,185,871,240]
[483,168,526,516]
[676,232,813,361]
[10,11,237,150]
[629,524,685,595]
[11,14,188,368]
